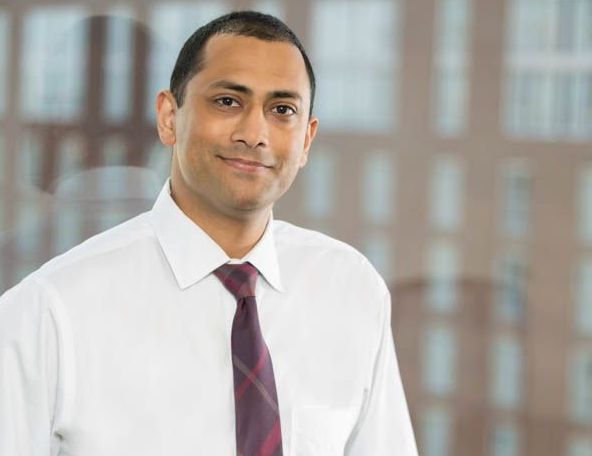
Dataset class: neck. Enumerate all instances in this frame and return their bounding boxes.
[169,180,270,259]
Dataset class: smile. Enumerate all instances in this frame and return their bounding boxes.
[218,156,272,173]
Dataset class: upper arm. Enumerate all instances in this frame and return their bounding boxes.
[0,279,62,455]
[345,287,418,456]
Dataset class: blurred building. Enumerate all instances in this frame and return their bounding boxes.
[0,1,591,456]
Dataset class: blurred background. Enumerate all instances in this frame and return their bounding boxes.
[0,0,591,454]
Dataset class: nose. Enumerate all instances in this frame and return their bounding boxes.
[230,106,269,149]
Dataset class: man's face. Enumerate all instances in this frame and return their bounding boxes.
[157,34,318,221]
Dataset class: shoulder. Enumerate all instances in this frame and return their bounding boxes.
[14,212,156,293]
[273,220,389,299]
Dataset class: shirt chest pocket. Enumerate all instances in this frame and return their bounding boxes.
[290,406,358,456]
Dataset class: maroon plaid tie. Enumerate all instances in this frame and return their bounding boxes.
[214,262,283,456]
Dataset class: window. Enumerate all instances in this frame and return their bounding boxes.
[147,142,171,185]
[311,0,399,132]
[570,349,592,424]
[20,6,88,121]
[103,8,134,122]
[490,335,523,409]
[427,240,460,312]
[568,437,592,456]
[422,406,452,456]
[430,156,464,231]
[579,164,592,243]
[433,0,472,135]
[363,152,395,224]
[101,137,129,199]
[252,0,285,19]
[363,235,392,280]
[490,423,520,456]
[147,2,229,119]
[0,11,9,117]
[495,251,527,323]
[53,205,82,255]
[303,150,335,218]
[575,258,592,336]
[504,0,592,140]
[19,132,43,189]
[423,324,457,395]
[500,161,531,237]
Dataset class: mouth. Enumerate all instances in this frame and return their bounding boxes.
[217,156,272,173]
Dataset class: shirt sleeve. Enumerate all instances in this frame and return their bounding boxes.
[0,278,62,456]
[345,289,418,456]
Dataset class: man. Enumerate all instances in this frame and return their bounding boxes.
[0,11,417,456]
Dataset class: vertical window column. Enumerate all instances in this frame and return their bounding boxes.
[311,0,399,132]
[433,0,472,136]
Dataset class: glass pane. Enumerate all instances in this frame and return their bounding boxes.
[363,152,395,224]
[430,156,463,231]
[422,406,452,456]
[20,6,87,122]
[147,2,230,119]
[491,423,520,456]
[303,150,334,218]
[104,9,134,122]
[423,324,457,394]
[570,349,592,423]
[312,0,397,131]
[427,241,459,312]
[363,235,392,279]
[490,336,523,408]
[0,11,9,117]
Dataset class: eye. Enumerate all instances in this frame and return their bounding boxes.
[271,105,296,116]
[214,97,240,108]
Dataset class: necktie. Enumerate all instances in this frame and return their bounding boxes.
[214,262,283,456]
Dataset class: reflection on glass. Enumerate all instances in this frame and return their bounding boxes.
[427,240,459,312]
[20,6,87,121]
[147,142,171,185]
[579,164,592,243]
[312,0,398,131]
[363,152,394,224]
[104,9,134,122]
[495,251,527,323]
[430,156,464,232]
[570,349,592,424]
[252,0,285,19]
[490,422,519,456]
[433,0,471,136]
[505,0,592,139]
[147,2,229,119]
[568,437,592,456]
[500,161,531,237]
[422,405,452,456]
[0,11,9,117]
[363,235,392,280]
[53,205,82,255]
[303,151,334,218]
[19,132,43,189]
[423,324,457,395]
[574,258,592,335]
[490,335,523,409]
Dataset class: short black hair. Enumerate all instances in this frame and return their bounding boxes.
[169,10,316,116]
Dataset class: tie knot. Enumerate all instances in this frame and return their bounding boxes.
[213,262,258,300]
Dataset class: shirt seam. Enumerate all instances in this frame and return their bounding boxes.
[31,275,77,439]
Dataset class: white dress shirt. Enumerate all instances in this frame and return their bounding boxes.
[0,181,417,456]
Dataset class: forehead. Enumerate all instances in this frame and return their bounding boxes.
[193,34,310,96]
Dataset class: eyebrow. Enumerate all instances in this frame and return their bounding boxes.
[208,80,302,102]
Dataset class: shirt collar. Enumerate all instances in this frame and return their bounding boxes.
[149,180,284,292]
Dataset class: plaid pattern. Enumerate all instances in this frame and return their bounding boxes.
[214,263,283,456]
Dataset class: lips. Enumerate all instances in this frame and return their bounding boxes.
[218,156,272,173]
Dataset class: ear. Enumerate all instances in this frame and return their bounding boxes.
[299,116,319,168]
[156,90,178,146]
